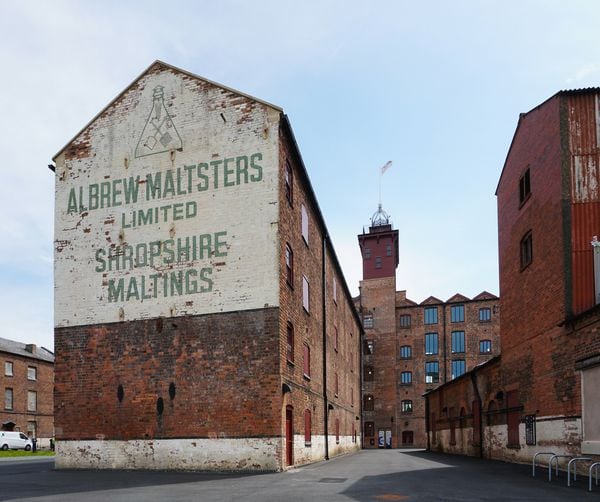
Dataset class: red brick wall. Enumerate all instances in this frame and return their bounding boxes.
[54,308,281,440]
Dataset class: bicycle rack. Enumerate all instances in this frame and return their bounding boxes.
[567,457,593,487]
[548,454,573,481]
[589,462,600,492]
[532,452,555,477]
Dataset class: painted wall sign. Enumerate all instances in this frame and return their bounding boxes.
[54,68,281,327]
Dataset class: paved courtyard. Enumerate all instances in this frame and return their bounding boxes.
[0,449,597,501]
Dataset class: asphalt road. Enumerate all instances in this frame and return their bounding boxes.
[0,449,597,501]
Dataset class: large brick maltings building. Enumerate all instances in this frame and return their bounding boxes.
[51,61,362,470]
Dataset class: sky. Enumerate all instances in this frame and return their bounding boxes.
[2,0,600,351]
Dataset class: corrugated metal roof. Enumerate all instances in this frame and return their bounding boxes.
[0,337,54,363]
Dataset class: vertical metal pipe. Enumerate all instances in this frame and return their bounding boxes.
[322,234,329,460]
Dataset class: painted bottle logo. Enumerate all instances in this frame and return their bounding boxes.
[135,85,183,158]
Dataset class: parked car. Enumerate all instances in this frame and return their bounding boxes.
[0,431,33,451]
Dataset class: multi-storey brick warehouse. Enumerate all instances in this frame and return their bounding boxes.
[51,61,361,470]
[426,88,600,465]
[1,337,54,447]
[357,207,499,449]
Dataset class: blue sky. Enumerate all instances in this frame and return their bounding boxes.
[2,0,600,350]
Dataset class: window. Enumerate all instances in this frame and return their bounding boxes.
[451,331,465,353]
[402,431,414,445]
[4,388,13,410]
[286,322,294,363]
[301,204,309,244]
[334,326,338,352]
[400,371,412,385]
[425,361,439,384]
[334,372,339,397]
[364,340,374,354]
[303,344,310,378]
[333,278,337,304]
[424,306,438,325]
[375,257,382,269]
[480,339,492,354]
[364,394,374,411]
[365,421,375,436]
[302,275,310,312]
[335,418,340,444]
[386,244,392,257]
[304,409,311,446]
[364,365,374,381]
[285,160,293,206]
[519,167,531,205]
[450,305,464,323]
[363,314,374,329]
[520,231,533,269]
[28,366,37,381]
[425,333,438,355]
[364,247,371,259]
[400,345,412,359]
[479,307,491,322]
[401,400,413,413]
[285,244,294,287]
[27,390,37,412]
[451,359,466,379]
[399,314,411,328]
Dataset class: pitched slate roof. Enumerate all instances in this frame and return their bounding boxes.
[0,337,54,363]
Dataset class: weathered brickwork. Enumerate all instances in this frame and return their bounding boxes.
[427,89,600,466]
[53,61,360,470]
[0,341,54,446]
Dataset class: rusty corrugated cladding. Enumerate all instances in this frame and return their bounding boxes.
[567,92,600,314]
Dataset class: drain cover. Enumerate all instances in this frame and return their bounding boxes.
[318,477,347,483]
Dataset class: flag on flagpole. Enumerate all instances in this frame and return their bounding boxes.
[381,160,392,174]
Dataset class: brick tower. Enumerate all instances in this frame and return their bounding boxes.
[358,205,399,447]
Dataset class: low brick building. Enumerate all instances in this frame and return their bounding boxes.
[1,337,54,447]
[426,88,600,465]
[51,61,361,470]
[357,207,499,449]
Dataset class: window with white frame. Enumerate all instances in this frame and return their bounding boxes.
[4,361,13,377]
[27,366,37,381]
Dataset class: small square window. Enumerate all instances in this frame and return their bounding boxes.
[479,308,492,322]
[400,345,412,359]
[28,366,37,381]
[363,314,374,329]
[364,340,374,355]
[520,231,533,269]
[401,400,413,413]
[4,361,13,377]
[401,371,412,385]
[480,339,492,354]
[399,314,411,328]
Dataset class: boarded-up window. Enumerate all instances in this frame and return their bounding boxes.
[304,409,311,445]
[301,204,309,244]
[4,388,13,410]
[507,390,520,448]
[302,276,310,312]
[27,391,37,412]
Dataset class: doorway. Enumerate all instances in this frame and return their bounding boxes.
[286,406,293,466]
